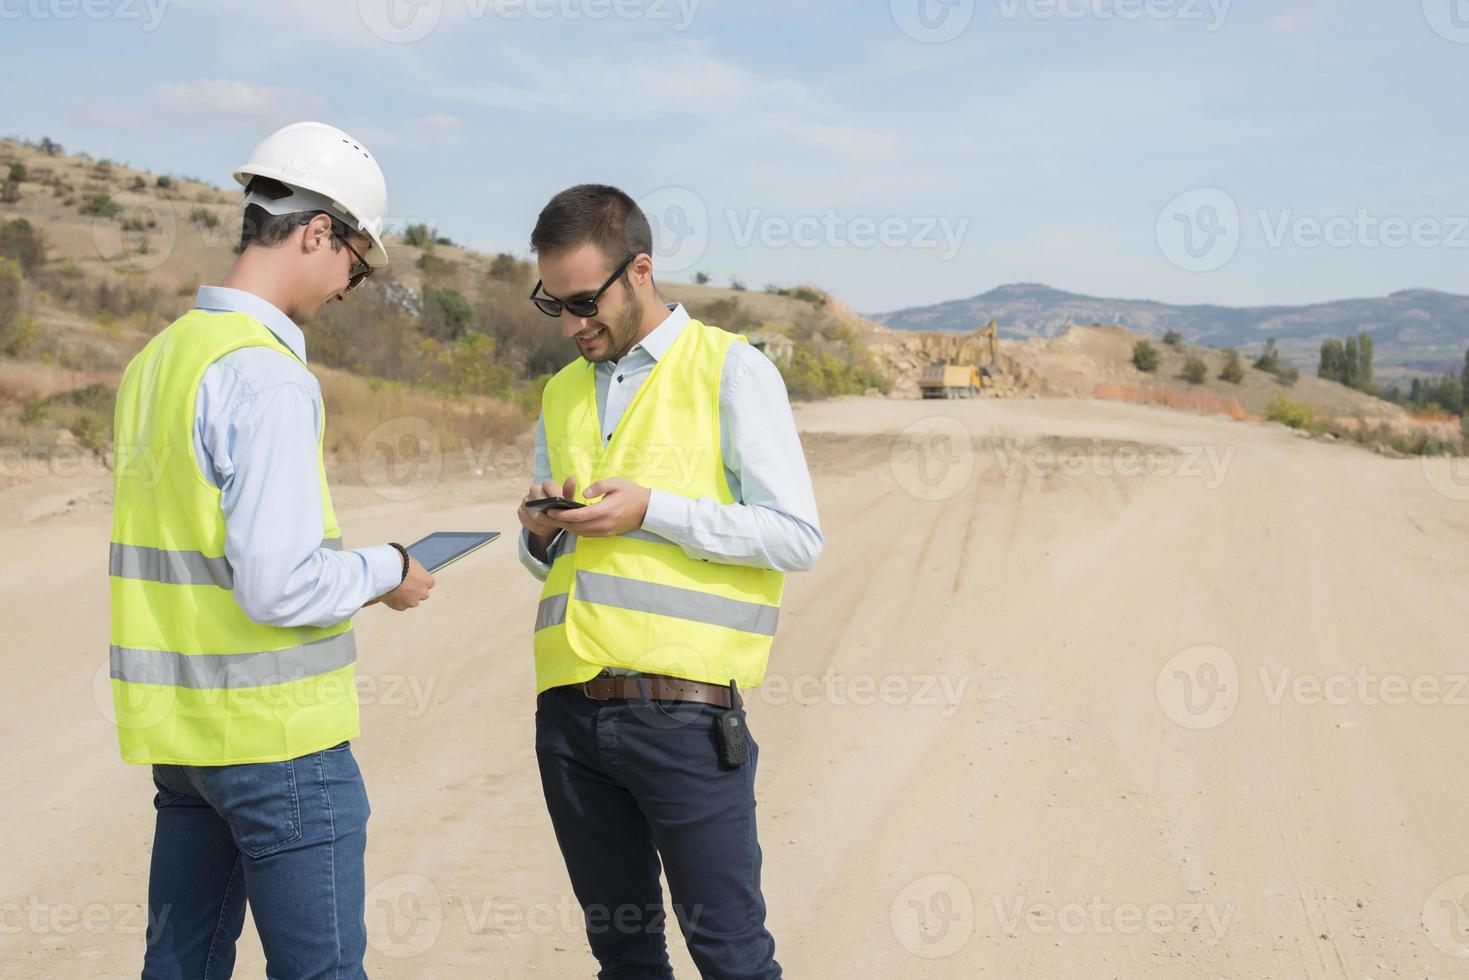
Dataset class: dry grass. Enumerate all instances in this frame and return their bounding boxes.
[316,365,532,482]
[0,357,117,405]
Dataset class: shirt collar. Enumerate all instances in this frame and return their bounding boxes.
[605,303,688,366]
[194,286,309,364]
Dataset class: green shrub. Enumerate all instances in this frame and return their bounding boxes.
[1220,348,1245,384]
[80,193,121,218]
[693,271,710,285]
[0,257,25,349]
[131,176,146,190]
[403,223,435,248]
[417,252,453,279]
[189,207,220,229]
[1182,356,1207,384]
[1163,329,1182,347]
[1264,394,1315,430]
[421,286,472,341]
[7,163,25,183]
[1132,340,1160,373]
[156,175,172,189]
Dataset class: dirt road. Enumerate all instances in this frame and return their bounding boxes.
[4,396,1468,978]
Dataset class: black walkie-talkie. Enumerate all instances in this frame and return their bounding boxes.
[715,680,749,769]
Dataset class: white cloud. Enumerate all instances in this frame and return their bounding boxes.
[152,80,329,127]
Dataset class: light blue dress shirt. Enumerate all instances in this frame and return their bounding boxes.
[192,287,403,628]
[519,303,823,580]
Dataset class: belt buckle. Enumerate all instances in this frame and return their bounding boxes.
[581,668,616,701]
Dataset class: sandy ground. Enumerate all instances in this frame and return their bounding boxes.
[4,396,1469,979]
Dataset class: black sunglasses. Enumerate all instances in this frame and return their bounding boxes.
[331,229,374,293]
[296,212,373,292]
[530,253,639,319]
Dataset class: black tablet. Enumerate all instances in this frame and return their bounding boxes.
[405,532,501,573]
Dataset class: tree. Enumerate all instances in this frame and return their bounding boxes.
[1220,348,1245,384]
[421,286,472,341]
[403,223,435,248]
[39,137,62,156]
[0,219,46,273]
[1182,356,1207,384]
[487,252,521,282]
[1132,340,1160,373]
[0,257,25,351]
[1253,338,1280,374]
[694,271,710,285]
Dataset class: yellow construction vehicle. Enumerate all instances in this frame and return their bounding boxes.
[919,320,1000,399]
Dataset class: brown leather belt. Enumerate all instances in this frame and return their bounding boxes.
[579,671,734,710]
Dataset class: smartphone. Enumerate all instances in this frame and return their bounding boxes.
[525,496,585,512]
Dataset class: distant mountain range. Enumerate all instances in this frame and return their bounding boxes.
[871,284,1469,373]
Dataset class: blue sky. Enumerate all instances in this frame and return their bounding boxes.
[1,0,1466,313]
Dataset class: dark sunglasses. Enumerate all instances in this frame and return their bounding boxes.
[331,230,374,293]
[296,212,373,293]
[530,253,639,318]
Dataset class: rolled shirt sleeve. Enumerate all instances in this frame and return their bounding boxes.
[207,371,403,628]
[640,344,823,572]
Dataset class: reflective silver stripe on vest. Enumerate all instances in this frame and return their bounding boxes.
[110,543,235,588]
[110,630,357,690]
[574,570,779,636]
[111,538,345,587]
[535,593,569,631]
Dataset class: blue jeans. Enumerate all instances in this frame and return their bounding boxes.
[535,685,781,980]
[142,742,371,979]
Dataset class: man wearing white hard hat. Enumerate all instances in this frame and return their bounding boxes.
[109,121,435,977]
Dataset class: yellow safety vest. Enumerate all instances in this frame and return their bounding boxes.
[533,318,785,693]
[109,310,358,766]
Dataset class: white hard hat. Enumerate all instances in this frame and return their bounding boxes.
[233,121,390,268]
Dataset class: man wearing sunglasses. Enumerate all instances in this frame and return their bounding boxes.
[110,121,436,978]
[517,185,823,979]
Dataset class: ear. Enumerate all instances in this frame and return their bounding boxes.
[629,252,654,286]
[301,213,334,255]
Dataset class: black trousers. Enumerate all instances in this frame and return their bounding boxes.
[534,684,782,980]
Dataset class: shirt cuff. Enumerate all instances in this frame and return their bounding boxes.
[519,526,560,580]
[359,543,404,598]
[641,488,693,544]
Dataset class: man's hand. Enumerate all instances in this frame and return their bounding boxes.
[518,475,578,562]
[379,555,436,611]
[543,477,651,538]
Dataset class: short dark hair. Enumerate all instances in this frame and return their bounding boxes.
[530,184,653,271]
[239,176,353,253]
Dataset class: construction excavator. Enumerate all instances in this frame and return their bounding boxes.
[919,320,1000,399]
